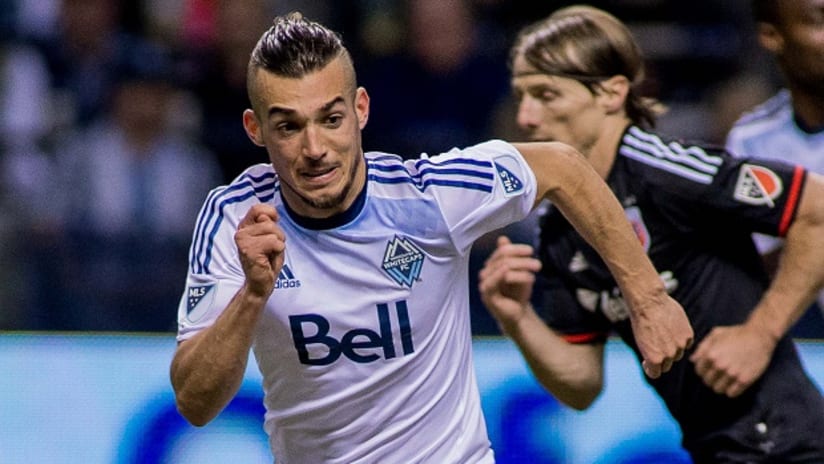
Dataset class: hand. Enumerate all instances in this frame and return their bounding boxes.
[630,294,694,379]
[235,204,286,298]
[478,236,542,330]
[690,323,776,397]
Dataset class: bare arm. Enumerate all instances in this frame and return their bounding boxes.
[509,308,605,410]
[479,236,605,409]
[515,142,694,378]
[170,204,285,426]
[748,173,824,337]
[691,172,824,397]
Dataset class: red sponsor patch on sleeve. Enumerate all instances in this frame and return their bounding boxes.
[733,164,783,207]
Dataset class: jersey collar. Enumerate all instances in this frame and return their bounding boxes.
[281,181,368,230]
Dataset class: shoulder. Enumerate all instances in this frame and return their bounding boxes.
[734,90,791,125]
[225,163,278,194]
[402,140,521,164]
[188,164,278,271]
[200,163,279,216]
[365,141,522,193]
[618,126,728,186]
[728,90,792,135]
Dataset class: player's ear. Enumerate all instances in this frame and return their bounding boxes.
[757,22,784,54]
[596,75,630,114]
[355,87,370,130]
[243,109,265,147]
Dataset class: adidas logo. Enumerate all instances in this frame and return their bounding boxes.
[275,264,301,289]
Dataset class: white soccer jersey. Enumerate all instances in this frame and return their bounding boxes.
[177,140,537,463]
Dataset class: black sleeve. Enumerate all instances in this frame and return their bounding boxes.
[535,272,610,344]
[636,147,806,238]
[534,212,611,344]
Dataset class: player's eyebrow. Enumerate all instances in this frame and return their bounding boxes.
[320,96,346,112]
[267,96,346,118]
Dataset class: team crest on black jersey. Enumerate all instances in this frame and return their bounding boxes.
[734,164,782,207]
[382,236,424,287]
[625,206,650,252]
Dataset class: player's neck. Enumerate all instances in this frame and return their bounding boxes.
[587,119,629,179]
[790,88,824,134]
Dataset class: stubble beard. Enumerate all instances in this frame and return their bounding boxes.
[291,153,362,213]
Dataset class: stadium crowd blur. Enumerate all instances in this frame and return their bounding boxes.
[0,0,815,334]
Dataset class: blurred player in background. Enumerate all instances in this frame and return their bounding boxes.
[169,12,692,463]
[726,0,824,336]
[479,5,824,463]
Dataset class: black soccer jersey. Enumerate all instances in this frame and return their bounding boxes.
[537,126,824,459]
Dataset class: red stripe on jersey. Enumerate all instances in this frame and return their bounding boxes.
[562,332,607,344]
[778,166,805,236]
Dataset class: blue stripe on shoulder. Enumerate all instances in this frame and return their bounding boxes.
[368,173,493,192]
[191,171,277,274]
[415,165,495,181]
[414,157,492,169]
[367,157,495,192]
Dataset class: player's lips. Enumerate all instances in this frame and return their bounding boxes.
[519,127,553,143]
[528,133,554,143]
[300,166,338,184]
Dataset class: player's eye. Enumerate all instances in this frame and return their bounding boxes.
[533,88,557,103]
[326,114,343,128]
[275,121,299,136]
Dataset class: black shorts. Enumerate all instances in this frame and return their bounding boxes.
[687,377,824,462]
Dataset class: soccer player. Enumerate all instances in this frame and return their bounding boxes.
[479,5,824,463]
[726,0,824,333]
[169,12,692,463]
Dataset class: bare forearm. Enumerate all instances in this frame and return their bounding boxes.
[519,142,667,309]
[171,285,268,426]
[517,141,691,378]
[499,305,603,410]
[749,183,824,340]
[689,182,824,397]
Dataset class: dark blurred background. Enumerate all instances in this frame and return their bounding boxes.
[0,0,786,333]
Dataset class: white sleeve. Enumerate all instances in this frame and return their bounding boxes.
[428,140,537,253]
[176,193,246,341]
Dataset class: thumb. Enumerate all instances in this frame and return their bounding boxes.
[642,359,662,379]
[496,235,512,248]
